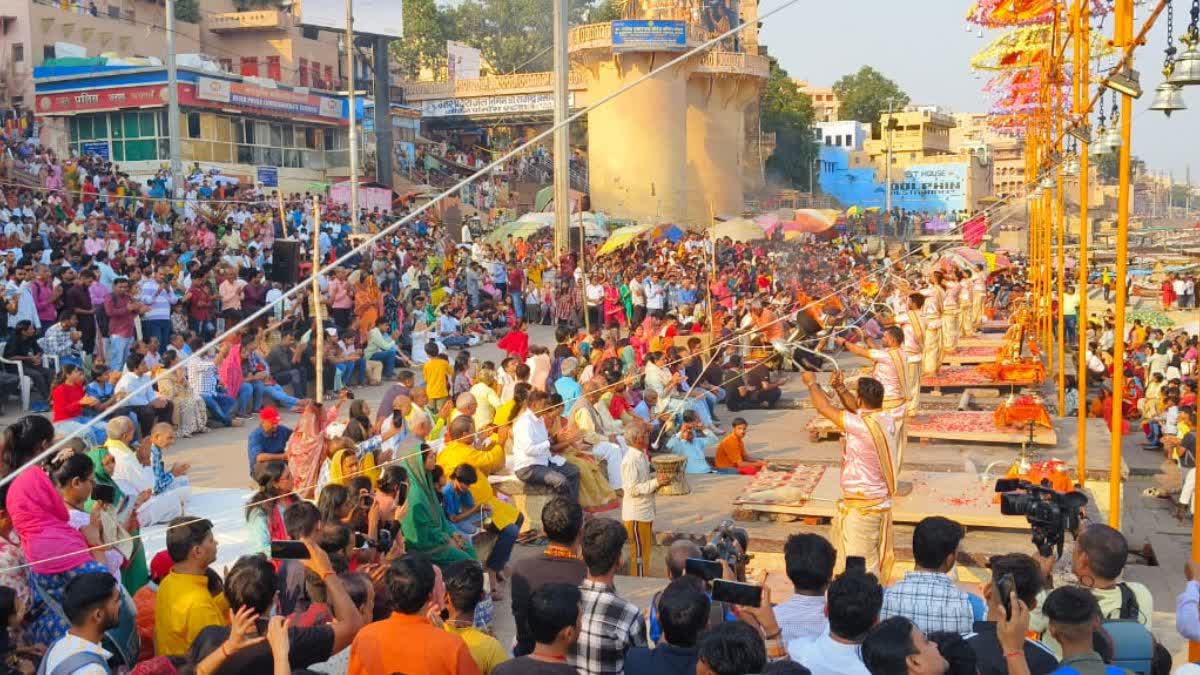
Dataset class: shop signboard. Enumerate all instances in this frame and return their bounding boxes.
[421,92,574,118]
[195,77,341,120]
[257,166,279,187]
[611,20,687,52]
[890,164,968,212]
[80,141,110,160]
[35,85,166,114]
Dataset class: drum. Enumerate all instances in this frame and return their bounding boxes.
[651,454,690,496]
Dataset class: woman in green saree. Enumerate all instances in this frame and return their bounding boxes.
[398,442,477,566]
[85,447,150,594]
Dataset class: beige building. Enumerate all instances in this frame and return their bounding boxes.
[863,108,956,166]
[794,79,839,122]
[1,0,344,109]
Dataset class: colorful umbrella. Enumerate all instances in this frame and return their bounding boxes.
[949,247,988,265]
[714,218,765,243]
[597,224,652,256]
[651,223,685,243]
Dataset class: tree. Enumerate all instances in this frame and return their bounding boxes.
[760,58,818,189]
[588,0,623,22]
[174,0,200,24]
[832,66,910,129]
[446,0,594,74]
[232,0,277,10]
[1096,152,1142,184]
[390,0,455,79]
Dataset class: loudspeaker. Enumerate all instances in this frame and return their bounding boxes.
[271,240,300,285]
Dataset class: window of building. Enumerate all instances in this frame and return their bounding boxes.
[324,65,334,89]
[844,134,852,146]
[302,26,319,40]
[43,45,56,61]
[11,44,22,63]
[824,137,831,146]
[267,56,281,81]
[186,113,201,139]
[834,136,842,147]
[219,58,233,73]
[241,57,259,77]
[298,58,309,86]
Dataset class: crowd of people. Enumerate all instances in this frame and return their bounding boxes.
[1,106,1199,674]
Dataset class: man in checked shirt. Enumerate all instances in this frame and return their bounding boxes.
[570,518,648,675]
[880,516,975,634]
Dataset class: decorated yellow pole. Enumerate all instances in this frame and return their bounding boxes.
[1074,0,1091,482]
[1053,10,1067,412]
[1108,0,1133,529]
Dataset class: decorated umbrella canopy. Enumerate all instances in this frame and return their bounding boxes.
[597,223,653,256]
[846,206,865,217]
[755,212,781,233]
[967,0,1109,27]
[714,218,765,243]
[651,223,686,243]
[949,246,988,266]
[971,25,1114,71]
[924,217,953,233]
[788,209,838,233]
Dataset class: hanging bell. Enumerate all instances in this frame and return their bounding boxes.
[1063,156,1079,176]
[1148,81,1188,116]
[1168,44,1200,86]
[1089,136,1108,159]
[1103,124,1123,150]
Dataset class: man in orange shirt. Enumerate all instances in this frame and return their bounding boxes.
[348,555,481,675]
[713,418,765,475]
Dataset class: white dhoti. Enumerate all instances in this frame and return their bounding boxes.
[923,325,943,375]
[831,497,894,583]
[137,481,192,527]
[942,308,961,351]
[960,303,973,336]
[906,356,922,420]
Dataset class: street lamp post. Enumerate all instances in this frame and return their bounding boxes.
[345,0,360,233]
[884,97,897,235]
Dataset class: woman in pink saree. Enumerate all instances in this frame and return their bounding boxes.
[285,395,347,497]
[602,283,626,329]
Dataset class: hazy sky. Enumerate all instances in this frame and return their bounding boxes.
[759,0,1197,181]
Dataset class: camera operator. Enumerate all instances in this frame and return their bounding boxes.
[647,540,736,644]
[1028,524,1153,659]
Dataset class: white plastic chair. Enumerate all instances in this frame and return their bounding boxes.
[0,353,32,411]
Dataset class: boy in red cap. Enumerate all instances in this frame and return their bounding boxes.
[134,550,175,661]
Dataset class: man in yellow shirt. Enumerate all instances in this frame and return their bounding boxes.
[437,416,524,596]
[154,517,228,656]
[444,560,510,674]
[423,346,453,409]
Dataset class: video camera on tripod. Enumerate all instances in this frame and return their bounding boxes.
[995,478,1088,558]
[701,520,751,581]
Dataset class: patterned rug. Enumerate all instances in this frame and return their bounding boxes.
[734,464,827,506]
[921,366,1036,388]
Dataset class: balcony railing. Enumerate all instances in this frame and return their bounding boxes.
[692,51,769,79]
[208,10,283,31]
